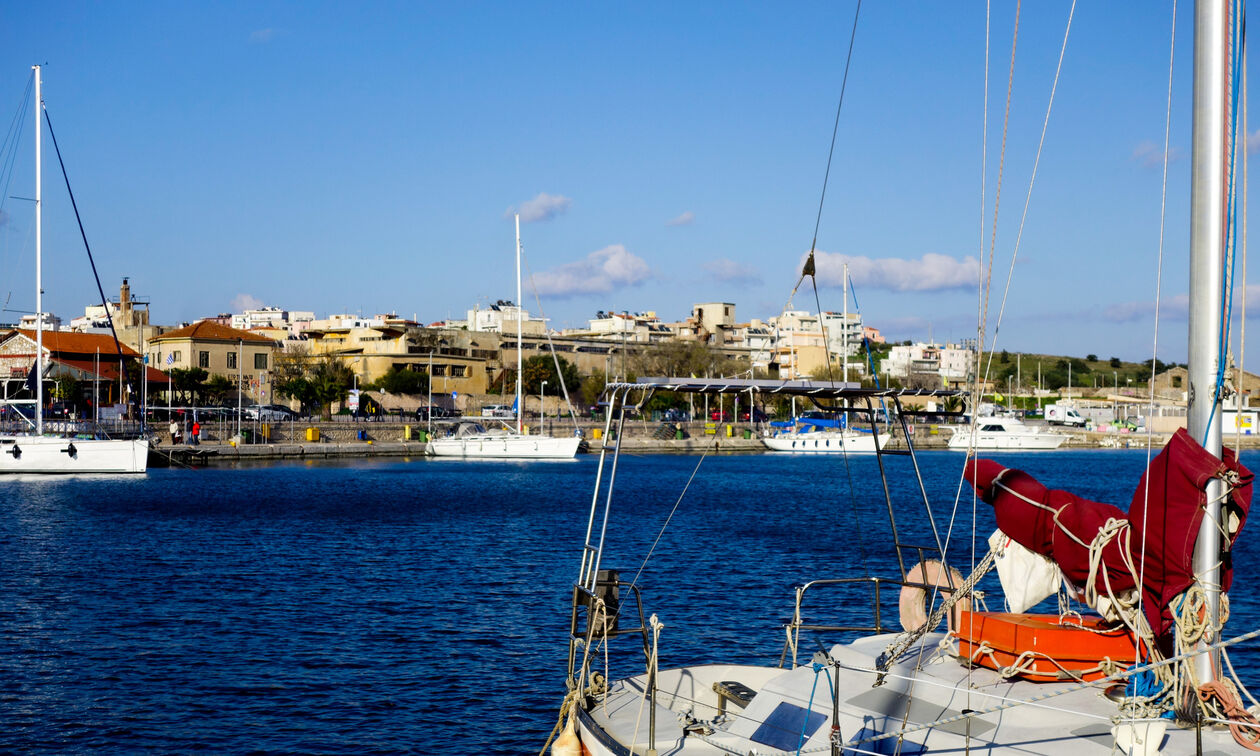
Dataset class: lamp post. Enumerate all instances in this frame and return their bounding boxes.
[540,380,547,421]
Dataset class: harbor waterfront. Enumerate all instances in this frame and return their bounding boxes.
[1,450,1258,752]
[149,415,1260,465]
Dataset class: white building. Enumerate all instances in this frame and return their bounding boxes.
[232,307,316,336]
[883,342,974,382]
[466,301,547,336]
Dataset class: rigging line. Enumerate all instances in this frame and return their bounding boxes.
[1212,1,1245,440]
[780,0,860,320]
[0,73,33,221]
[984,0,1077,368]
[622,431,718,602]
[806,0,862,253]
[975,0,1020,424]
[42,106,135,401]
[1135,0,1180,680]
[1238,40,1247,454]
[518,251,580,431]
[813,272,870,575]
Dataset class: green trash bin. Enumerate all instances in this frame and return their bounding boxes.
[241,429,253,444]
[743,429,752,439]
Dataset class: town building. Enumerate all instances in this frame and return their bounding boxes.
[147,321,278,401]
[465,301,547,336]
[0,329,167,412]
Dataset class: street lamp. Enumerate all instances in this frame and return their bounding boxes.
[540,380,547,421]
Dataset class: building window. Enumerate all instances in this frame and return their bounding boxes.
[227,352,237,370]
[254,353,268,370]
[199,351,210,368]
[173,350,181,363]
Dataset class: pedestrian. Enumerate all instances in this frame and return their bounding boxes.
[192,420,201,446]
[169,418,180,445]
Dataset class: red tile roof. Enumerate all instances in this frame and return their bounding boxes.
[13,330,140,356]
[150,320,276,344]
[54,358,170,384]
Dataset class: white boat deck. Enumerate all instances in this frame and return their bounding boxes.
[577,633,1243,754]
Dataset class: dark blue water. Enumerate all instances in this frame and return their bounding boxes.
[1,450,1258,753]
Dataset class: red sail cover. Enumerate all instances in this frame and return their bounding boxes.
[965,428,1252,637]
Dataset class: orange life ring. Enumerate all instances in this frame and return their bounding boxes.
[899,560,971,632]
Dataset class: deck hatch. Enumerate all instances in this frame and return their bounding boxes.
[749,702,826,751]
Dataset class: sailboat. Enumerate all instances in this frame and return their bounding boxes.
[765,265,891,453]
[546,4,1260,754]
[425,214,580,459]
[0,66,148,475]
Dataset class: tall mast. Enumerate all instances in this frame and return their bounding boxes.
[515,213,523,435]
[842,263,849,384]
[1187,0,1229,687]
[33,65,43,436]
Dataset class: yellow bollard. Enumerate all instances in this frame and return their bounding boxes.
[726,424,733,438]
[593,428,602,440]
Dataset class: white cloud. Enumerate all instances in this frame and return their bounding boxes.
[532,245,651,297]
[666,210,695,227]
[1132,140,1182,167]
[703,258,760,285]
[231,293,264,312]
[249,29,276,43]
[1104,285,1260,323]
[809,250,979,292]
[506,192,572,223]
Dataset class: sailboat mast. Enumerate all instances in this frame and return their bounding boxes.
[1187,0,1229,687]
[842,263,848,384]
[515,213,523,435]
[33,65,43,437]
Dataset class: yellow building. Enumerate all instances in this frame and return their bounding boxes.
[148,320,277,401]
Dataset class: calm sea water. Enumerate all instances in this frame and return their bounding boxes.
[1,449,1258,753]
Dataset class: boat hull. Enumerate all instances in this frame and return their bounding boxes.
[425,433,580,459]
[0,435,149,473]
[946,429,1066,450]
[764,431,890,453]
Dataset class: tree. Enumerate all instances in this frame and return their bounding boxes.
[1000,350,1010,364]
[1086,354,1098,362]
[579,370,608,412]
[369,366,429,395]
[1109,356,1122,368]
[273,347,318,414]
[631,340,742,380]
[169,367,209,404]
[520,354,580,395]
[203,375,238,405]
[309,357,354,420]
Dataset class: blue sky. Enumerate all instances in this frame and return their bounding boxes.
[0,2,1255,367]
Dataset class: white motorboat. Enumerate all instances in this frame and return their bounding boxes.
[426,214,578,459]
[946,416,1067,451]
[0,66,147,475]
[544,4,1260,754]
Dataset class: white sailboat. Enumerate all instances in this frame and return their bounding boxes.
[425,213,580,459]
[546,4,1260,754]
[765,265,892,454]
[0,66,148,475]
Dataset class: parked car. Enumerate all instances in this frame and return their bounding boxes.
[739,409,769,422]
[709,410,731,422]
[481,405,514,419]
[244,404,295,422]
